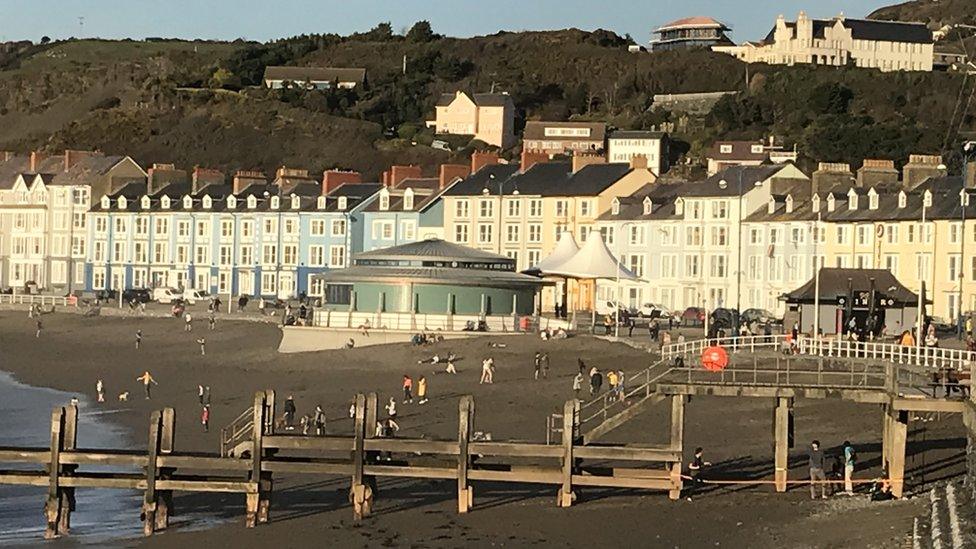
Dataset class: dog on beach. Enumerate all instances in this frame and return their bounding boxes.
[118,391,129,402]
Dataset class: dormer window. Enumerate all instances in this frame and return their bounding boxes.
[338,196,348,210]
[675,197,684,216]
[643,196,652,215]
[961,189,971,207]
[317,196,326,209]
[923,190,933,208]
[379,189,390,211]
[117,196,127,209]
[719,144,733,154]
[291,195,300,209]
[247,195,257,209]
[227,195,237,209]
[785,195,794,213]
[270,196,280,210]
[183,196,192,209]
[101,196,110,209]
[847,189,858,211]
[161,196,171,209]
[202,195,213,209]
[898,191,907,208]
[827,194,836,212]
[611,198,620,216]
[403,188,414,211]
[141,196,150,210]
[811,194,821,213]
[868,188,878,210]
[767,197,776,214]
[751,144,764,154]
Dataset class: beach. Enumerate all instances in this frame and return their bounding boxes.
[0,311,966,548]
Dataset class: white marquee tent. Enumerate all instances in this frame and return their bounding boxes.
[543,230,638,281]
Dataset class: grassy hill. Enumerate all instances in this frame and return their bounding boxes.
[0,16,974,178]
[869,0,976,27]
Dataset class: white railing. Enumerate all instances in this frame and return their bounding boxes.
[312,309,528,333]
[0,294,70,307]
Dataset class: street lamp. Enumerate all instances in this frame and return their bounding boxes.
[957,151,973,337]
[483,173,517,256]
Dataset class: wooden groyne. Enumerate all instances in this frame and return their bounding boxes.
[0,390,684,539]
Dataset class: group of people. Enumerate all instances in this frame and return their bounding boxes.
[282,395,326,436]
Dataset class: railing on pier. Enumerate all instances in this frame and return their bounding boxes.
[0,294,69,307]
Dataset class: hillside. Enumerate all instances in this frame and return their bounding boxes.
[869,0,975,28]
[0,20,974,178]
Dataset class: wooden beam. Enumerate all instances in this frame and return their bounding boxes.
[363,465,457,479]
[155,408,176,532]
[160,408,176,454]
[58,405,78,535]
[142,411,161,537]
[886,408,908,498]
[572,475,673,490]
[557,400,576,507]
[668,395,684,500]
[773,397,792,493]
[657,384,888,404]
[246,392,265,528]
[351,394,370,520]
[363,439,459,455]
[891,398,966,413]
[457,395,472,513]
[264,436,352,452]
[44,407,64,540]
[468,441,561,458]
[574,445,681,462]
[469,469,562,484]
[365,392,378,439]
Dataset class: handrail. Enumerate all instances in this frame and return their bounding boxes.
[220,407,255,457]
[0,294,69,307]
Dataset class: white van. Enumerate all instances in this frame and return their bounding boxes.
[183,289,210,305]
[153,287,182,304]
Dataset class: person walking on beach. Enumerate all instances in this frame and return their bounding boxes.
[402,375,413,403]
[577,358,586,377]
[534,352,542,380]
[480,358,494,384]
[198,384,205,404]
[573,372,584,399]
[283,395,297,429]
[201,404,210,432]
[184,312,193,332]
[686,447,711,501]
[842,440,857,496]
[136,371,157,399]
[606,370,619,398]
[809,440,828,499]
[313,405,326,436]
[541,353,550,379]
[35,319,42,338]
[96,379,105,403]
[135,330,143,349]
[208,314,216,331]
[589,367,601,395]
[418,376,428,404]
[196,337,206,355]
[385,397,400,431]
[616,370,626,402]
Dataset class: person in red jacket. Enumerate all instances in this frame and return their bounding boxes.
[402,375,413,403]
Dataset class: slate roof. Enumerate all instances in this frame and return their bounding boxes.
[784,268,920,304]
[263,66,366,85]
[355,238,511,263]
[763,17,932,45]
[312,265,543,287]
[50,156,126,186]
[656,16,729,32]
[445,162,633,197]
[362,178,445,213]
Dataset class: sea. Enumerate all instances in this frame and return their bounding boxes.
[0,370,142,545]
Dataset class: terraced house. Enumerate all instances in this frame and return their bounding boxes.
[86,166,380,300]
[0,150,145,294]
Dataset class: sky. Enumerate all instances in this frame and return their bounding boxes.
[2,0,895,45]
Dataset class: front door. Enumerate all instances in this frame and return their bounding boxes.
[278,272,295,299]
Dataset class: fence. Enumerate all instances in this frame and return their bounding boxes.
[0,294,70,307]
[312,309,529,333]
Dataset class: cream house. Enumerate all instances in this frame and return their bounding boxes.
[714,12,935,72]
[427,91,516,149]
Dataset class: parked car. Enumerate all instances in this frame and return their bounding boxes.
[595,300,629,317]
[741,308,779,325]
[681,307,706,327]
[153,287,182,304]
[121,288,152,304]
[709,308,739,330]
[182,289,211,305]
[636,303,673,319]
[94,289,117,301]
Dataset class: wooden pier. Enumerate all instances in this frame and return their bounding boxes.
[0,390,684,539]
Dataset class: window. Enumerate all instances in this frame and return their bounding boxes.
[177,220,190,238]
[949,255,962,281]
[479,199,494,218]
[239,246,253,265]
[283,218,298,236]
[885,224,898,244]
[856,254,872,269]
[629,225,645,245]
[454,224,469,243]
[950,223,962,245]
[282,245,298,265]
[240,220,253,239]
[308,245,325,267]
[552,200,567,218]
[661,226,678,246]
[134,218,149,236]
[748,255,760,278]
[506,199,521,217]
[263,218,277,235]
[528,224,542,243]
[749,227,763,245]
[791,227,805,245]
[478,224,493,244]
[175,245,189,264]
[372,220,394,240]
[835,226,849,245]
[455,200,470,218]
[261,272,277,294]
[331,219,346,237]
[379,192,390,211]
[767,257,782,281]
[662,255,678,278]
[709,255,727,278]
[688,200,702,220]
[133,242,148,263]
[329,246,346,268]
[93,242,106,262]
[529,199,543,218]
[626,254,645,278]
[73,213,86,230]
[527,250,541,267]
[505,250,519,266]
[220,219,234,238]
[114,218,128,234]
[599,226,614,246]
[711,227,728,246]
[310,220,326,236]
[219,245,233,266]
[720,144,733,154]
[403,191,414,211]
[262,244,277,265]
[685,227,701,246]
[580,200,592,218]
[195,245,210,265]
[684,255,700,277]
[196,220,210,238]
[711,200,728,219]
[856,225,869,246]
[884,254,898,274]
[400,220,416,241]
[112,242,125,263]
[505,224,520,243]
[916,253,931,281]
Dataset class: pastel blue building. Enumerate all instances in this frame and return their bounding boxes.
[86,165,380,299]
[360,177,451,251]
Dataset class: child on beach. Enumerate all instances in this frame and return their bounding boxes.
[197,338,206,355]
[402,375,413,403]
[208,315,216,331]
[184,312,193,332]
[480,358,494,384]
[96,379,105,402]
[35,320,42,338]
[201,405,210,432]
[136,371,158,399]
[418,376,428,404]
[136,330,143,349]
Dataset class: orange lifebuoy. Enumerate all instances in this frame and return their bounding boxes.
[702,346,729,372]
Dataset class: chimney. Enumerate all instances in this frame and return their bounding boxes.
[520,150,549,173]
[0,151,15,162]
[572,151,606,173]
[856,159,898,189]
[192,167,225,195]
[438,164,470,189]
[63,149,102,171]
[812,162,853,195]
[629,154,648,170]
[30,151,48,173]
[147,163,186,195]
[322,170,361,195]
[470,151,499,174]
[389,165,422,188]
[968,160,976,189]
[902,154,946,190]
[232,170,267,195]
[275,166,309,180]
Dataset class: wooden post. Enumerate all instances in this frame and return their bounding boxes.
[142,411,162,536]
[351,394,370,520]
[57,405,78,536]
[669,395,685,500]
[457,395,474,513]
[886,407,909,498]
[557,399,577,507]
[246,392,265,527]
[365,392,378,439]
[155,408,176,531]
[44,407,65,539]
[881,404,891,470]
[263,390,276,436]
[773,397,792,493]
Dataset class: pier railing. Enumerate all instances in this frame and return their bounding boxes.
[0,294,69,307]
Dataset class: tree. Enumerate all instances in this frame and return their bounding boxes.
[406,21,437,43]
[209,68,240,89]
[363,22,394,41]
[40,36,51,45]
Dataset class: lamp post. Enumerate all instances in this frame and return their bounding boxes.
[813,210,822,339]
[916,192,930,348]
[483,173,518,256]
[958,150,973,337]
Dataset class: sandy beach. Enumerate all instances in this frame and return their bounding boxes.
[0,311,966,548]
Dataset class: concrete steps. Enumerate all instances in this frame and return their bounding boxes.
[913,480,973,549]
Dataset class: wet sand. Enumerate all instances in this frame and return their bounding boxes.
[0,312,965,548]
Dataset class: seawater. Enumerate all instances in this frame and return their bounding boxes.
[0,370,141,545]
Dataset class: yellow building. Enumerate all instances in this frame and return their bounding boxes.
[427,91,516,149]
